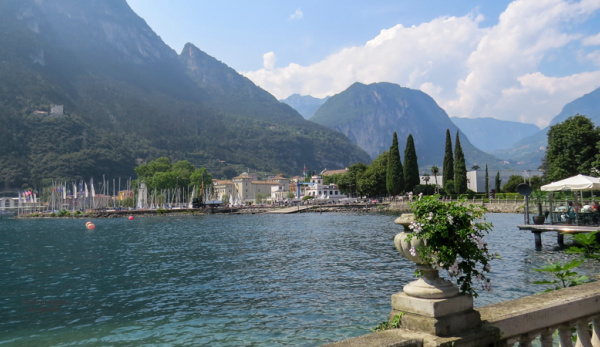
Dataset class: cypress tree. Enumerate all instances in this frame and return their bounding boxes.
[485,164,489,198]
[453,131,468,194]
[386,132,404,196]
[442,129,454,188]
[403,134,420,192]
[495,171,502,194]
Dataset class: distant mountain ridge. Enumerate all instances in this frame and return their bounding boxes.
[450,117,540,152]
[0,0,371,188]
[493,86,600,167]
[310,82,503,168]
[280,94,329,119]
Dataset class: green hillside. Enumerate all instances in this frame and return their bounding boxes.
[0,0,370,189]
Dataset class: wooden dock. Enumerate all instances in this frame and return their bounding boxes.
[518,224,599,248]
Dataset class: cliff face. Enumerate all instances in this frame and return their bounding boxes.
[311,82,501,168]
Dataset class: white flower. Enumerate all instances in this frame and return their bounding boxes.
[447,215,454,225]
[471,234,486,249]
[427,212,434,220]
[448,261,461,276]
[409,247,416,257]
[409,221,423,233]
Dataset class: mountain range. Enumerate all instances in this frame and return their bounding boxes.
[493,86,600,167]
[449,117,539,153]
[0,0,370,189]
[309,82,502,168]
[280,94,329,119]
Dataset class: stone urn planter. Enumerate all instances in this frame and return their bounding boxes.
[393,214,459,299]
[390,212,483,337]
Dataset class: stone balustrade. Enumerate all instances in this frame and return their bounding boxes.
[324,280,600,347]
[479,280,600,347]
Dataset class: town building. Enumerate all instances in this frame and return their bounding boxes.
[213,173,290,204]
[304,175,347,200]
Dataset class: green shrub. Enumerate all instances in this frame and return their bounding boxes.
[57,209,70,217]
[413,184,436,196]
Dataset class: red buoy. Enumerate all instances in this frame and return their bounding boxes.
[128,215,134,220]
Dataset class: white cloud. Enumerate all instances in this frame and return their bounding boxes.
[244,0,600,128]
[289,8,303,20]
[263,51,276,70]
[585,50,600,66]
[583,33,600,46]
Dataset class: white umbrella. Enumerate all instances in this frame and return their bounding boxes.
[541,174,600,191]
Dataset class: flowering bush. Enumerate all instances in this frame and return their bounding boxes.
[405,195,497,297]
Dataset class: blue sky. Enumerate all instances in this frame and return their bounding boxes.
[126,0,600,128]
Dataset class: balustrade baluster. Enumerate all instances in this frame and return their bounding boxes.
[576,320,593,347]
[559,324,575,347]
[518,333,536,347]
[540,328,554,347]
[591,318,600,347]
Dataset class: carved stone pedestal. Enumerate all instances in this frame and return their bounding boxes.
[390,292,482,337]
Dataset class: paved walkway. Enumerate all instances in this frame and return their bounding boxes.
[267,205,315,214]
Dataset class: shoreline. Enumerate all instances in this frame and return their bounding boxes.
[13,200,525,219]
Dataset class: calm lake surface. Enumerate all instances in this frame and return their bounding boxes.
[1,212,598,346]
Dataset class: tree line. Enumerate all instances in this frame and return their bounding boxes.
[329,129,471,198]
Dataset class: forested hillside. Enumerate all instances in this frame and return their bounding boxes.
[0,0,370,190]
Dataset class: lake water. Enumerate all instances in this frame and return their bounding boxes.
[0,212,598,346]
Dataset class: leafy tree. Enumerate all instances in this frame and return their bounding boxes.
[442,129,454,188]
[358,151,388,198]
[502,175,524,193]
[324,173,344,185]
[190,168,213,191]
[529,176,543,190]
[286,191,296,199]
[544,115,600,182]
[386,132,404,196]
[338,162,367,197]
[471,165,480,171]
[453,132,468,194]
[403,134,420,192]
